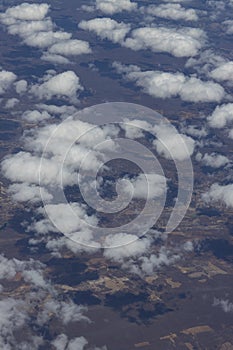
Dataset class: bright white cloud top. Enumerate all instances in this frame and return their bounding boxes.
[96,0,137,14]
[123,26,206,57]
[141,3,198,22]
[79,18,131,44]
[0,2,91,64]
[113,62,225,102]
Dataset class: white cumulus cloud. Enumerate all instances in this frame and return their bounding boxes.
[79,18,131,44]
[95,0,137,14]
[123,26,206,57]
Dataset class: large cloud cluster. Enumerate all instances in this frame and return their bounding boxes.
[113,62,225,103]
[78,18,206,57]
[0,3,91,64]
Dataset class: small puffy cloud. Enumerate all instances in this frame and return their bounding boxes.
[36,103,77,117]
[153,127,195,161]
[185,50,226,76]
[121,173,167,199]
[224,20,233,34]
[181,125,208,138]
[207,103,233,128]
[210,61,233,82]
[0,3,50,22]
[23,31,72,48]
[138,247,180,275]
[8,183,53,203]
[213,298,233,313]
[203,183,233,207]
[95,0,137,14]
[0,70,17,94]
[196,152,230,168]
[104,234,152,260]
[15,79,28,94]
[42,203,97,236]
[37,299,88,326]
[0,298,28,347]
[141,3,198,22]
[7,18,53,37]
[47,39,91,56]
[124,26,206,57]
[79,18,131,44]
[52,334,88,350]
[30,71,83,100]
[162,0,186,2]
[179,77,224,103]
[22,110,51,122]
[41,53,71,64]
[1,151,71,187]
[113,62,225,103]
[5,98,19,109]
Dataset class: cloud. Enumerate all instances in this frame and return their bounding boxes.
[123,26,206,57]
[8,183,53,203]
[162,0,186,2]
[120,116,195,160]
[41,53,71,64]
[224,20,233,34]
[0,3,91,65]
[121,173,167,200]
[153,126,195,161]
[1,151,63,186]
[7,18,54,36]
[30,71,83,100]
[138,247,180,275]
[14,79,28,94]
[79,18,131,44]
[0,70,17,94]
[36,103,78,117]
[210,61,233,82]
[47,39,91,56]
[185,50,226,76]
[5,98,19,109]
[104,234,152,260]
[207,103,233,128]
[113,62,225,103]
[141,3,198,21]
[52,334,88,350]
[95,0,137,14]
[196,152,230,168]
[0,298,29,348]
[181,124,208,138]
[37,299,89,326]
[23,30,72,48]
[203,183,233,207]
[22,109,51,123]
[213,298,233,312]
[0,3,50,22]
